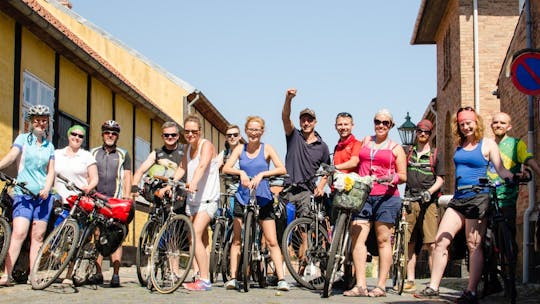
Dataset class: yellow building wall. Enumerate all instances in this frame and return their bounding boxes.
[89,79,112,148]
[58,57,87,121]
[21,28,55,87]
[135,108,151,143]
[114,95,133,152]
[38,0,189,124]
[0,11,15,153]
[152,120,163,149]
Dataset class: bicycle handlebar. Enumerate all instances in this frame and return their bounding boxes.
[57,173,113,209]
[0,171,38,198]
[456,171,530,192]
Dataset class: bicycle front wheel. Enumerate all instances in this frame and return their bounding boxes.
[136,219,159,287]
[391,223,408,295]
[31,219,80,290]
[209,220,225,283]
[150,214,195,294]
[0,216,11,266]
[242,210,255,292]
[322,212,347,298]
[282,217,329,290]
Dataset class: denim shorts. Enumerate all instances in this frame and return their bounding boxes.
[13,193,54,222]
[352,195,401,224]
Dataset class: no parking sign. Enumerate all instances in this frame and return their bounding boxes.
[511,49,540,96]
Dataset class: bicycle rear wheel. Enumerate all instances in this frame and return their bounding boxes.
[72,239,98,287]
[31,219,80,290]
[497,222,517,304]
[150,214,195,294]
[221,228,234,282]
[0,216,11,266]
[242,210,255,292]
[209,220,226,283]
[282,217,329,290]
[136,219,159,287]
[322,212,347,298]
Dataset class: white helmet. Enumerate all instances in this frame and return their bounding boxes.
[26,105,51,120]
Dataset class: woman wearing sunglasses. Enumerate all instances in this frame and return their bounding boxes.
[53,125,98,226]
[415,107,514,303]
[344,109,407,297]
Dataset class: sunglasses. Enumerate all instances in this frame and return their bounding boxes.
[226,133,239,138]
[416,129,431,135]
[374,119,391,127]
[70,132,84,139]
[336,112,353,119]
[457,106,474,113]
[162,133,178,138]
[184,129,200,135]
[103,131,118,136]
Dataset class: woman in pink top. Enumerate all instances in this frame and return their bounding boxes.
[343,109,407,297]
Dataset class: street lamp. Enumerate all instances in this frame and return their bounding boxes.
[398,112,416,147]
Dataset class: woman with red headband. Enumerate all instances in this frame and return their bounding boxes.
[415,107,514,303]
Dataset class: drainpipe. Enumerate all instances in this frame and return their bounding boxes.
[523,0,535,284]
[187,90,200,114]
[473,0,480,112]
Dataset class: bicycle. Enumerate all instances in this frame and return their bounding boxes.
[0,172,37,268]
[209,174,236,283]
[136,176,173,287]
[148,178,195,294]
[322,173,374,298]
[390,194,421,295]
[241,175,287,292]
[458,174,528,304]
[31,174,133,289]
[281,167,333,290]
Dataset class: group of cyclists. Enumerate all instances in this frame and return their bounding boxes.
[0,89,539,304]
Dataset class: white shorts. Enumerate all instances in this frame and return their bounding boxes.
[185,199,218,219]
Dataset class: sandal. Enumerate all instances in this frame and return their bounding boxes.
[0,274,14,287]
[368,286,387,297]
[343,285,369,297]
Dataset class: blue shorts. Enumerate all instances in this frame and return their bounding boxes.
[13,194,54,222]
[352,195,401,224]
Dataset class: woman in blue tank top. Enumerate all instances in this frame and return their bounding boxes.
[222,116,290,291]
[416,107,514,302]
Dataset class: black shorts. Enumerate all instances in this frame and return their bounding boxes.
[233,200,275,221]
[448,193,489,219]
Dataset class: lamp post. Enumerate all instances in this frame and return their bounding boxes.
[398,112,416,147]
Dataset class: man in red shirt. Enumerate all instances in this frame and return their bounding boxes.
[333,112,361,173]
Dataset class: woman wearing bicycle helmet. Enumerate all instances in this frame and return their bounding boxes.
[415,107,514,303]
[0,104,55,286]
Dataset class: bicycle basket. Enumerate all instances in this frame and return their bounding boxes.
[333,181,371,212]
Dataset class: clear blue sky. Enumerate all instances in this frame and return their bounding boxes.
[71,0,436,159]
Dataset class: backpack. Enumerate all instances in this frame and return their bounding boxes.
[407,146,438,175]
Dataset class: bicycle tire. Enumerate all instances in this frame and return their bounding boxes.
[0,216,11,266]
[221,228,234,283]
[209,220,225,283]
[322,212,347,298]
[392,224,408,295]
[242,210,255,292]
[253,228,267,288]
[497,222,517,304]
[72,239,98,287]
[31,219,80,290]
[282,217,329,290]
[150,214,195,294]
[136,219,158,287]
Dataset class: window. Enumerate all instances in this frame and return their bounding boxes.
[135,136,151,171]
[22,71,55,137]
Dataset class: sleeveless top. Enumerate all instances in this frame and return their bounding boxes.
[186,139,220,203]
[454,139,488,199]
[235,143,273,207]
[358,136,400,197]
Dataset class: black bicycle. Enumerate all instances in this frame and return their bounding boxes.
[458,173,529,304]
[209,174,236,283]
[281,167,332,290]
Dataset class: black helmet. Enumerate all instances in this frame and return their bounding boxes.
[101,120,121,133]
[26,105,51,120]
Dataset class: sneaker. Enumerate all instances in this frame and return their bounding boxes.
[87,273,104,285]
[224,278,239,290]
[110,274,120,288]
[183,279,212,291]
[266,275,278,286]
[456,290,478,304]
[277,280,290,291]
[414,286,439,299]
[403,280,417,293]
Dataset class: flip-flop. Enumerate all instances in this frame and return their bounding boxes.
[343,285,369,297]
[368,286,387,297]
[0,275,14,287]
